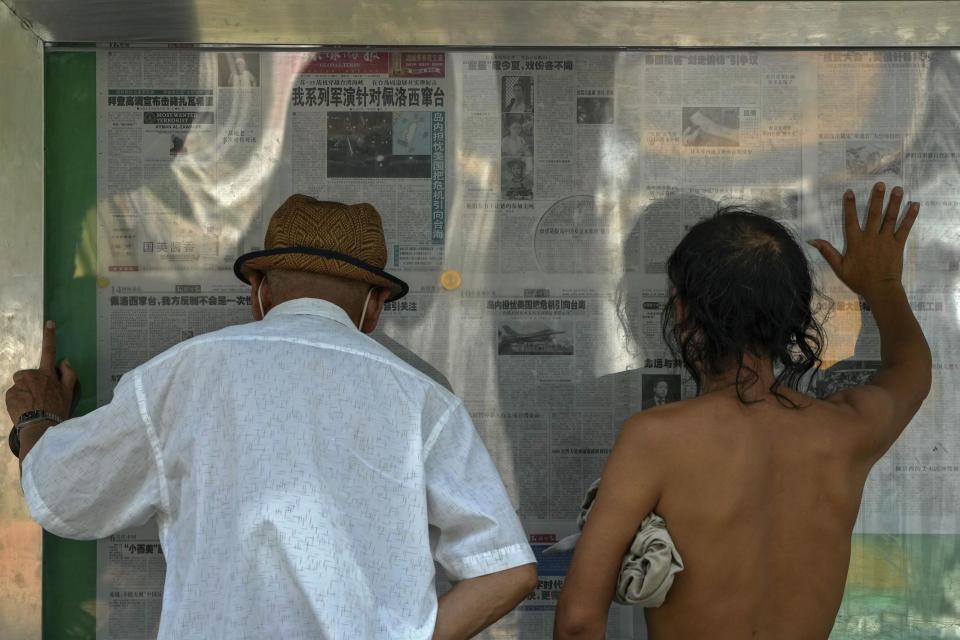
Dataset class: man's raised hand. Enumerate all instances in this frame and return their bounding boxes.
[809,181,920,301]
[5,320,76,423]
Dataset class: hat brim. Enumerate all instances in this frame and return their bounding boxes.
[234,247,408,302]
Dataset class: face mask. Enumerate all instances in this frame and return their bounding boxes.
[358,287,374,331]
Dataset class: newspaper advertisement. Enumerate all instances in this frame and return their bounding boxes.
[96,523,166,640]
[92,47,958,639]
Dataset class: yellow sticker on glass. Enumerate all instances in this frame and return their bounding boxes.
[440,270,462,291]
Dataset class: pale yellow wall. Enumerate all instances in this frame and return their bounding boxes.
[0,3,44,638]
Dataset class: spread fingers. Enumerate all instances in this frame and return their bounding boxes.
[894,201,920,244]
[880,186,904,234]
[864,182,886,233]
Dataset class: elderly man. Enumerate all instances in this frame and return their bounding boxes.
[7,195,536,639]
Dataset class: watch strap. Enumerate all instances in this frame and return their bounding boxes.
[9,411,63,458]
[16,410,63,426]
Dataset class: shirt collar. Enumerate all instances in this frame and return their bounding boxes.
[264,297,357,329]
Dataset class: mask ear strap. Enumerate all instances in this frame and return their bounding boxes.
[358,286,374,331]
[256,276,266,318]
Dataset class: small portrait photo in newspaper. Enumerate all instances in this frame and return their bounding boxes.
[640,373,682,409]
[501,113,534,200]
[218,53,260,88]
[502,75,534,113]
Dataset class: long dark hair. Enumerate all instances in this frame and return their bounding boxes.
[662,208,825,406]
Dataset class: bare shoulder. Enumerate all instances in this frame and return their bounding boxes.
[619,400,698,446]
[599,403,702,509]
[624,389,887,461]
[822,383,893,416]
[617,395,730,456]
[818,383,899,460]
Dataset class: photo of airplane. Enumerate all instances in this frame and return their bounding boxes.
[498,323,573,355]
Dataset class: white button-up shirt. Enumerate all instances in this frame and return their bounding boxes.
[23,298,534,639]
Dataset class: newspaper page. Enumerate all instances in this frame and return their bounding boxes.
[92,47,959,639]
[96,523,165,639]
[805,50,959,536]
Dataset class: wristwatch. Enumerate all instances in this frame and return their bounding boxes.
[8,410,63,458]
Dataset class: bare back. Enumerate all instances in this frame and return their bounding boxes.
[642,388,873,639]
[554,183,930,640]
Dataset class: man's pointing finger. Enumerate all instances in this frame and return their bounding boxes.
[39,320,58,372]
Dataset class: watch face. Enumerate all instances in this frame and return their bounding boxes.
[8,423,21,457]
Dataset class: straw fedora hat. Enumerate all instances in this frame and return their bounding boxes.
[233,195,408,301]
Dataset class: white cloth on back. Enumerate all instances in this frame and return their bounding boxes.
[22,298,534,639]
[546,478,683,607]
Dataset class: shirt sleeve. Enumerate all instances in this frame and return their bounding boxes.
[21,370,165,539]
[424,399,535,581]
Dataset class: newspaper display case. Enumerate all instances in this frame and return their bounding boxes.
[1,2,958,638]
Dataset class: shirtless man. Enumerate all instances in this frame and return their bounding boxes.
[554,182,931,639]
